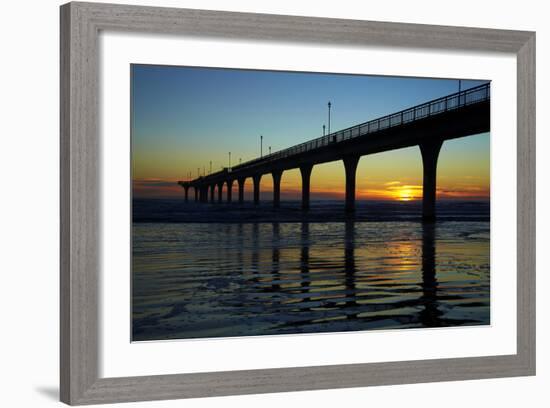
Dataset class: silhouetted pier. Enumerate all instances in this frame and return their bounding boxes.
[178,83,490,219]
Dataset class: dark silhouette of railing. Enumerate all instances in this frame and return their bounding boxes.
[221,83,490,174]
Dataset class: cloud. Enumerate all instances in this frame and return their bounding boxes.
[133,178,185,198]
[133,179,179,188]
[385,184,422,192]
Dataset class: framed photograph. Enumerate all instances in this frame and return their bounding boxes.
[60,1,535,405]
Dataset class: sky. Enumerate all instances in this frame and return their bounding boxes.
[132,64,489,201]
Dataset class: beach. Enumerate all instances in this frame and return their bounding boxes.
[132,199,490,341]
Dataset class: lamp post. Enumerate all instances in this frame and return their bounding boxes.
[269,146,271,155]
[260,135,263,158]
[197,167,200,178]
[209,161,212,175]
[323,124,326,136]
[328,101,332,135]
[239,158,242,164]
[229,152,231,169]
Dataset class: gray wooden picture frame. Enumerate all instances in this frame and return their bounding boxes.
[60,1,536,405]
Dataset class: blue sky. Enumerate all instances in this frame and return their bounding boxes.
[131,64,489,200]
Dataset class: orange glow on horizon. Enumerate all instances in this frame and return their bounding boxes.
[133,133,490,201]
[385,183,423,201]
[396,188,415,201]
[133,177,489,201]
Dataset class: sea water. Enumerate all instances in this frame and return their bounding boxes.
[132,200,490,341]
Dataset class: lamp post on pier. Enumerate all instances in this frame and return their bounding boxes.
[328,101,332,135]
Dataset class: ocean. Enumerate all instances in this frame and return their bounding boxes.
[132,199,490,341]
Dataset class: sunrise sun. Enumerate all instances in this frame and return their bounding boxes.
[391,185,420,201]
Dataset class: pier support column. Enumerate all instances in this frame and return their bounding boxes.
[183,185,189,202]
[272,170,283,208]
[343,155,360,213]
[194,186,199,202]
[419,140,443,221]
[209,184,215,202]
[238,178,245,204]
[300,164,313,210]
[253,174,262,205]
[200,186,208,203]
[227,179,233,203]
[217,182,223,203]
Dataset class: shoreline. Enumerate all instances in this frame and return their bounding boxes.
[132,199,490,224]
[132,217,490,224]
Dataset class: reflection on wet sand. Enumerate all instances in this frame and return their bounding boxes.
[251,223,259,283]
[419,221,442,327]
[132,220,490,341]
[273,221,446,330]
[270,223,281,292]
[299,223,312,311]
[344,221,359,315]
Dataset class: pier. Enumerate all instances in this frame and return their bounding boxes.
[179,83,490,220]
